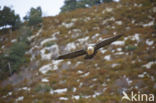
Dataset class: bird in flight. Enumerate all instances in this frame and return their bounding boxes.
[54,34,123,60]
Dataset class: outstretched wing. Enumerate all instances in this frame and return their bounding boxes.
[95,34,123,50]
[55,49,86,60]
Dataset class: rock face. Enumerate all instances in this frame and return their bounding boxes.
[0,0,156,103]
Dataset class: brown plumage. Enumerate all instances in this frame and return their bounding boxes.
[54,34,123,60]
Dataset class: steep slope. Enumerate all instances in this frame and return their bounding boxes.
[0,0,156,102]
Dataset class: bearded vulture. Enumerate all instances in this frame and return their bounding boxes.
[54,34,123,60]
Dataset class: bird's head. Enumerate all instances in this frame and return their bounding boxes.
[87,46,94,55]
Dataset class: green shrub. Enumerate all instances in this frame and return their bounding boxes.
[34,84,51,93]
[43,41,55,47]
[125,45,137,51]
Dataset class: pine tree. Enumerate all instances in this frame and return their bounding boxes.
[61,0,77,12]
[0,6,21,30]
[24,7,42,26]
[60,0,113,12]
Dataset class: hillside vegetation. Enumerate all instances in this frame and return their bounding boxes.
[0,0,156,102]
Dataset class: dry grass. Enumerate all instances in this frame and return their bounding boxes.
[0,0,156,102]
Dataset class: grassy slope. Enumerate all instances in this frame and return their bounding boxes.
[0,0,156,102]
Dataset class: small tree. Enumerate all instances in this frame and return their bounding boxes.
[7,42,28,72]
[0,41,28,80]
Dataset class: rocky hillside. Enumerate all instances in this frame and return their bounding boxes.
[0,0,156,102]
